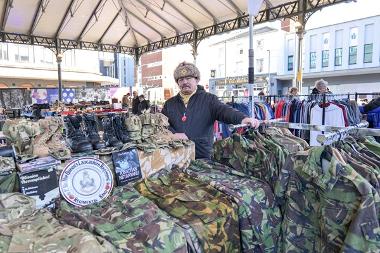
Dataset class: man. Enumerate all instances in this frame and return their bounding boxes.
[131,91,140,114]
[288,87,298,96]
[311,79,332,94]
[137,95,150,115]
[122,92,131,110]
[162,62,260,159]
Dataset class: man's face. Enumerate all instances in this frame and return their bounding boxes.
[133,91,137,97]
[318,85,327,93]
[177,76,198,95]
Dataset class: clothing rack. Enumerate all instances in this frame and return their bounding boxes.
[229,120,380,137]
[316,122,370,145]
[354,92,380,102]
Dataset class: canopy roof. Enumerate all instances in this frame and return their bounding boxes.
[0,0,348,55]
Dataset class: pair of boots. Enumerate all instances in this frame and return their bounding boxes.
[102,114,130,148]
[64,114,105,153]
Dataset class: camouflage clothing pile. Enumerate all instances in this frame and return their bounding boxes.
[2,119,40,159]
[56,186,189,253]
[184,159,282,253]
[2,117,71,161]
[213,132,288,189]
[125,114,142,141]
[135,167,241,253]
[0,193,117,253]
[0,157,17,193]
[276,146,380,252]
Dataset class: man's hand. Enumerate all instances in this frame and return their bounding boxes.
[172,133,189,140]
[241,117,260,129]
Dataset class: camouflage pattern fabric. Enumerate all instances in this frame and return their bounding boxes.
[95,142,194,179]
[0,157,17,193]
[2,119,40,156]
[56,186,189,253]
[0,193,117,253]
[213,133,281,189]
[184,159,282,253]
[135,167,241,253]
[263,127,308,154]
[361,136,380,156]
[276,146,380,253]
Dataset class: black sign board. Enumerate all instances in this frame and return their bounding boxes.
[19,166,59,209]
[112,148,142,186]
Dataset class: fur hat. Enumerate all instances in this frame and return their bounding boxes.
[173,62,200,83]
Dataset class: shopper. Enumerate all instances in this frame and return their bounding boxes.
[122,92,131,110]
[311,79,332,94]
[162,61,260,159]
[137,95,150,114]
[258,91,265,96]
[288,87,299,96]
[131,91,140,114]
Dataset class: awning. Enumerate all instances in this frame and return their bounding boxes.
[0,0,349,55]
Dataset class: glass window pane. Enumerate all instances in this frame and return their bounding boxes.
[349,46,357,65]
[322,50,329,68]
[310,52,316,69]
[364,43,373,63]
[288,55,293,71]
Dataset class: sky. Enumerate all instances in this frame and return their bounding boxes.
[306,0,380,29]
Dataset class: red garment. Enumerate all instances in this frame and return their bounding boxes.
[331,102,349,126]
[275,100,285,119]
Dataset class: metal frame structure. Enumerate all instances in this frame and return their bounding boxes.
[0,0,349,57]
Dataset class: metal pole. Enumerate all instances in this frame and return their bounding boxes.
[224,40,227,88]
[248,14,255,116]
[56,53,63,101]
[295,26,304,92]
[267,49,271,94]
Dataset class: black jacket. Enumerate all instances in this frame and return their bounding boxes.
[363,97,380,113]
[137,100,150,114]
[162,85,246,159]
[132,97,140,114]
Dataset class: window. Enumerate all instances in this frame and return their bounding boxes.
[310,52,316,69]
[364,43,373,63]
[335,48,342,66]
[287,55,293,71]
[322,50,329,68]
[15,45,30,62]
[349,46,357,65]
[0,44,8,60]
[256,58,264,72]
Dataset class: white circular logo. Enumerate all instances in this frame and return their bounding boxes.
[59,157,113,206]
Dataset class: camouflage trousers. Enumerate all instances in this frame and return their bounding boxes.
[135,168,241,253]
[184,160,282,253]
[56,186,189,253]
[0,193,117,253]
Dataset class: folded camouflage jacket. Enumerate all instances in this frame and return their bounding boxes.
[56,186,189,253]
[184,159,282,253]
[135,168,241,253]
[276,146,380,253]
[0,193,116,253]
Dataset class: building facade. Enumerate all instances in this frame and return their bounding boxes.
[278,15,380,94]
[0,43,119,89]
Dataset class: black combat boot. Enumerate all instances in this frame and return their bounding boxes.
[112,115,130,143]
[64,115,93,153]
[83,113,106,150]
[102,116,123,148]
